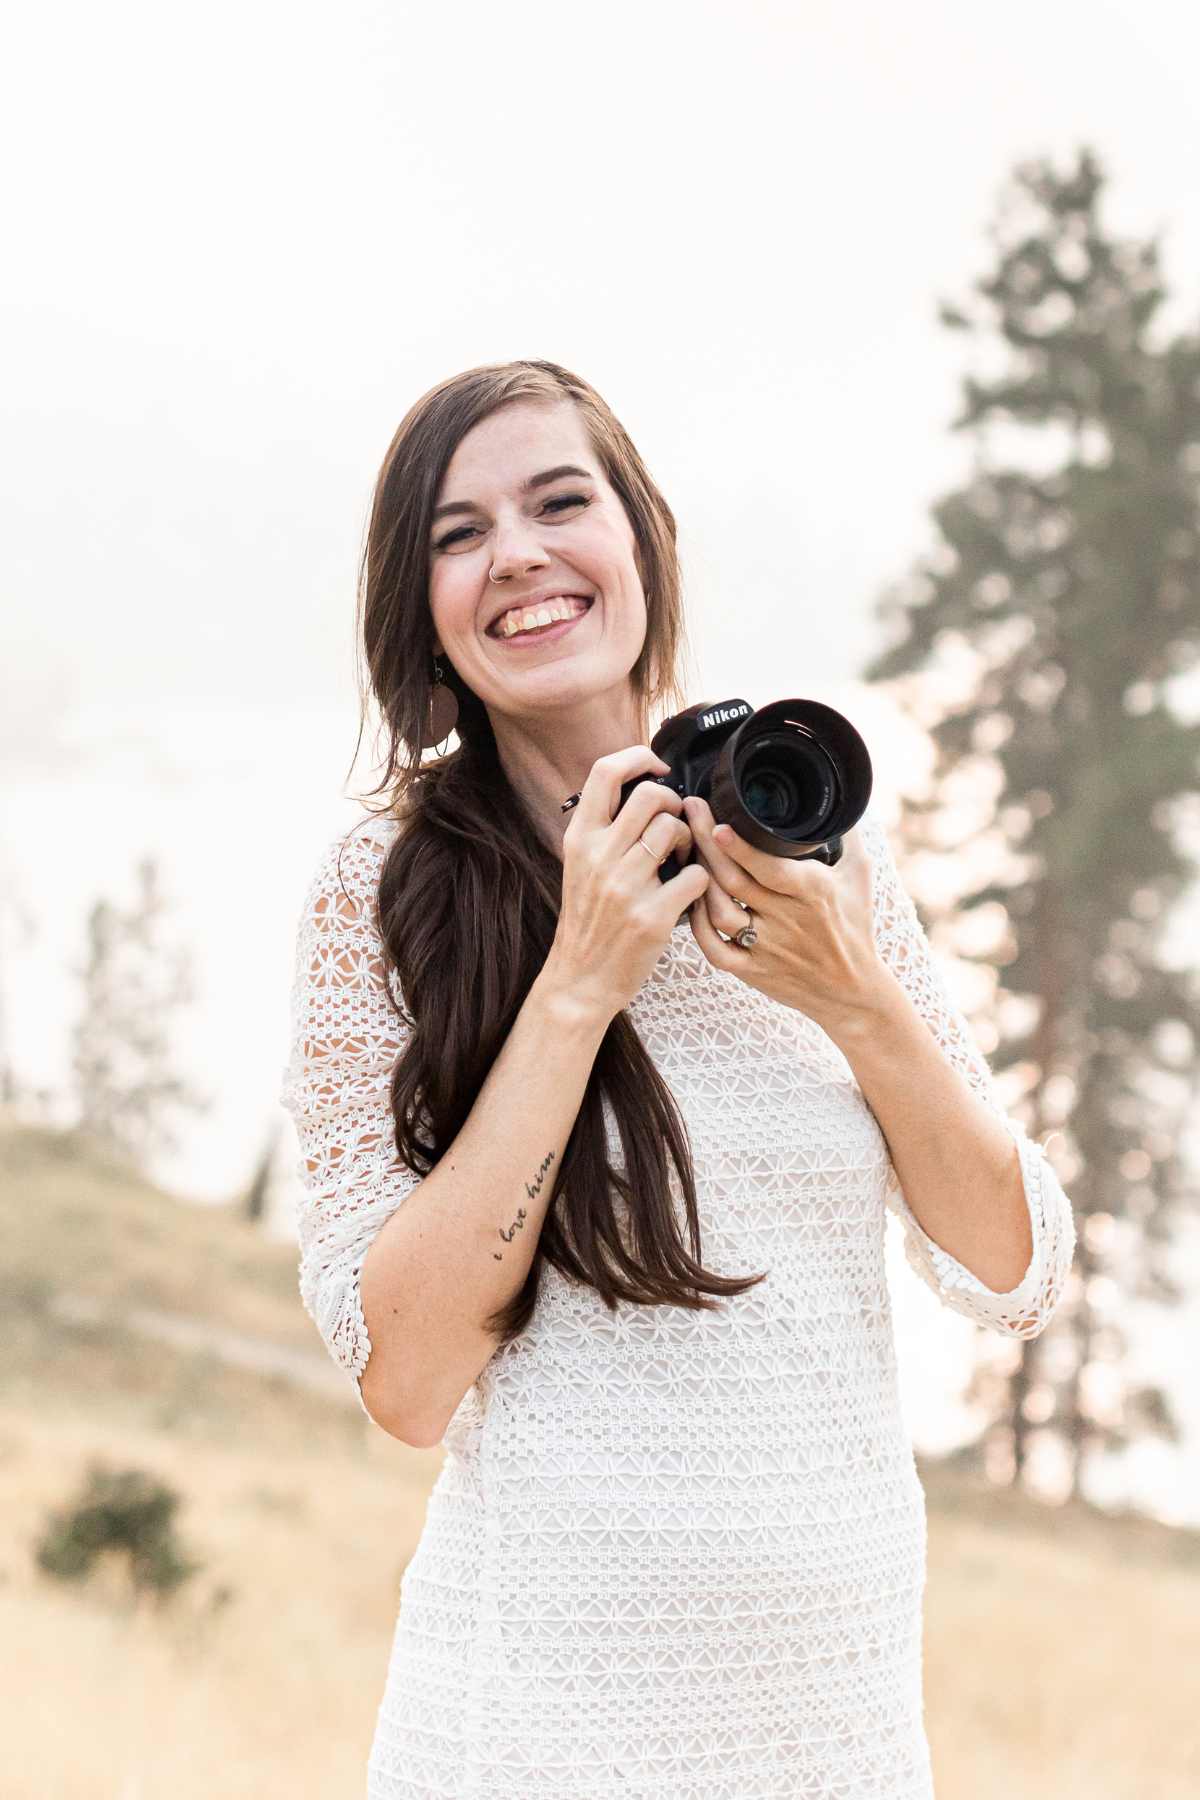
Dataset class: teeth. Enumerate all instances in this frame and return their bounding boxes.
[496,596,590,638]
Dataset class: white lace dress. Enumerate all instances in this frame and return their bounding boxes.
[279,805,1076,1800]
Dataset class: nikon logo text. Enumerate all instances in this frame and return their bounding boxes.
[699,701,752,732]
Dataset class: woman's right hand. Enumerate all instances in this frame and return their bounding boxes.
[544,744,712,1023]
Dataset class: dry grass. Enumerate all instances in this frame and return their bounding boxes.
[3,1124,308,1351]
[2,1123,1198,1796]
[0,1405,437,1800]
[919,1465,1200,1796]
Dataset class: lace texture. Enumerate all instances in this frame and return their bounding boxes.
[278,805,1077,1799]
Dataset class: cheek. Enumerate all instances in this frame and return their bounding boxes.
[595,536,647,608]
[428,565,475,636]
[584,513,639,575]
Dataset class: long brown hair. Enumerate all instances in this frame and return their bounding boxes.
[345,359,766,1344]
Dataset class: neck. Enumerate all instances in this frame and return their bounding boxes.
[487,687,650,861]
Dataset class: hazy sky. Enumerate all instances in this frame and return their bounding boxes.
[4,0,1199,1520]
[6,0,1200,740]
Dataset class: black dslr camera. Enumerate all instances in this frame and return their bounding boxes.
[616,697,873,884]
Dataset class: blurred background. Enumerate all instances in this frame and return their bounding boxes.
[3,0,1199,1793]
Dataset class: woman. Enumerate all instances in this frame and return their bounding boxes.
[279,359,1077,1798]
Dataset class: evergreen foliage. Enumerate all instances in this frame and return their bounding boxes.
[864,145,1200,1499]
[69,854,209,1173]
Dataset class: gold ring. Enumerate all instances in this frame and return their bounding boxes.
[637,835,668,865]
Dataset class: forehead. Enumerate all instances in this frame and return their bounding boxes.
[437,400,598,495]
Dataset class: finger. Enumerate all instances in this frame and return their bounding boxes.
[695,859,760,940]
[707,811,834,896]
[625,810,693,872]
[682,797,774,904]
[687,890,742,971]
[570,745,672,829]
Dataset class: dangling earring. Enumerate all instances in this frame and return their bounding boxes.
[420,652,460,752]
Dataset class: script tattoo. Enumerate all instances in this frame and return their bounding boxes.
[492,1150,556,1259]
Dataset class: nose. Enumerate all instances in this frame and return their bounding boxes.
[487,508,552,582]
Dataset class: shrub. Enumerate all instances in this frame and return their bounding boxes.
[34,1461,201,1600]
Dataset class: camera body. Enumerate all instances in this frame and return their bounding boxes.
[617,696,873,884]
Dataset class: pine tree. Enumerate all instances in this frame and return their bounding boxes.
[70,855,210,1174]
[241,1118,283,1226]
[863,145,1200,1507]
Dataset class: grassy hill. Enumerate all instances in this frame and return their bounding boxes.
[1,1124,1197,1796]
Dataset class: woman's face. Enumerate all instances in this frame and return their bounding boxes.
[427,400,648,719]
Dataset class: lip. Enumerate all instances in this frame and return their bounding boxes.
[486,589,595,634]
[488,596,595,649]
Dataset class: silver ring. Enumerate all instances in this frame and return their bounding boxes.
[733,908,758,950]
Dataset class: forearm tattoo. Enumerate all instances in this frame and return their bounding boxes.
[492,1150,555,1260]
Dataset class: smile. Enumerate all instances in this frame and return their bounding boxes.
[489,596,594,648]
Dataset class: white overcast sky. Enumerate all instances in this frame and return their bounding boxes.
[3,0,1199,1517]
[6,0,1199,736]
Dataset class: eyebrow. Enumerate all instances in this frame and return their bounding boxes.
[430,464,596,524]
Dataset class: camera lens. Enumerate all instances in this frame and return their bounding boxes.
[739,738,835,833]
[701,695,871,860]
[743,768,798,827]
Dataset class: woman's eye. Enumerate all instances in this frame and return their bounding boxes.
[435,493,588,551]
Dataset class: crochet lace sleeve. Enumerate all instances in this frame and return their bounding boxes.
[278,821,423,1416]
[856,805,1077,1339]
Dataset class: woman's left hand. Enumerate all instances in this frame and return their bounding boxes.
[681,795,896,1038]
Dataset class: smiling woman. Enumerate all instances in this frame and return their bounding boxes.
[419,392,665,730]
[345,361,713,1357]
[278,357,1075,1799]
